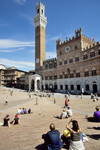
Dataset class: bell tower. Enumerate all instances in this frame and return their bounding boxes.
[34,2,47,71]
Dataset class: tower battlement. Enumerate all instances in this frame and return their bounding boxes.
[56,28,96,48]
[83,42,100,51]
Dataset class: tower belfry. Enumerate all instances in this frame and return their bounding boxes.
[34,2,47,71]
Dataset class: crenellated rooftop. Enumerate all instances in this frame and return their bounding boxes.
[83,42,100,51]
[56,35,79,46]
[43,57,57,64]
[56,28,96,47]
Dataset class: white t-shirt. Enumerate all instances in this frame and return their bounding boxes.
[67,109,73,117]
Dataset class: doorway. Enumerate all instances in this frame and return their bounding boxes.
[93,83,97,94]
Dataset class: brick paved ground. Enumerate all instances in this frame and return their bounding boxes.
[0,87,100,150]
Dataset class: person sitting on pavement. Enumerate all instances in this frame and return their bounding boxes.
[66,118,85,150]
[28,108,33,114]
[11,114,20,125]
[17,108,22,115]
[54,109,67,119]
[42,123,63,150]
[61,129,71,149]
[3,114,10,127]
[93,106,100,122]
[85,106,100,122]
[66,107,73,117]
[22,108,27,114]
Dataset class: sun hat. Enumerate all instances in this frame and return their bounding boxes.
[63,129,71,137]
[6,115,9,118]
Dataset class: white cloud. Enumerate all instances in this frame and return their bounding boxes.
[14,0,26,5]
[0,39,35,49]
[0,58,35,71]
[0,47,24,53]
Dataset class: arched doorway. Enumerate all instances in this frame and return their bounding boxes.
[29,74,41,92]
[93,82,97,94]
[37,80,40,90]
[45,84,48,90]
[49,84,53,91]
[85,84,89,91]
[42,85,44,91]
[31,80,34,91]
[65,85,68,90]
[54,82,57,91]
[54,84,57,91]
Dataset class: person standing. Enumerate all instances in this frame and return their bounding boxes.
[65,95,69,107]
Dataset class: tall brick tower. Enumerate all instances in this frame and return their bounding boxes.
[34,2,47,71]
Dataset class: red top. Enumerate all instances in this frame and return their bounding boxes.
[65,99,68,106]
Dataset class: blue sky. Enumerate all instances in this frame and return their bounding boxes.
[0,0,100,72]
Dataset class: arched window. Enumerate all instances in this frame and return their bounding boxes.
[59,61,62,65]
[54,75,57,79]
[77,85,80,90]
[70,73,74,78]
[85,84,89,91]
[45,76,48,80]
[90,50,95,58]
[84,69,89,77]
[75,45,78,50]
[64,59,67,64]
[69,58,73,63]
[75,56,79,62]
[60,85,63,90]
[71,85,74,90]
[64,74,68,78]
[83,53,88,60]
[49,75,52,80]
[49,63,52,68]
[54,84,57,90]
[76,72,80,77]
[54,63,57,68]
[92,68,97,76]
[65,85,68,90]
[45,64,48,69]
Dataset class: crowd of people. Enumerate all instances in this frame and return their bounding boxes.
[42,119,86,150]
[0,107,33,127]
[0,89,100,150]
[17,108,32,115]
[42,95,100,150]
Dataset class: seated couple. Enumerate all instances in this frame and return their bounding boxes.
[2,114,20,127]
[54,107,73,120]
[42,120,85,150]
